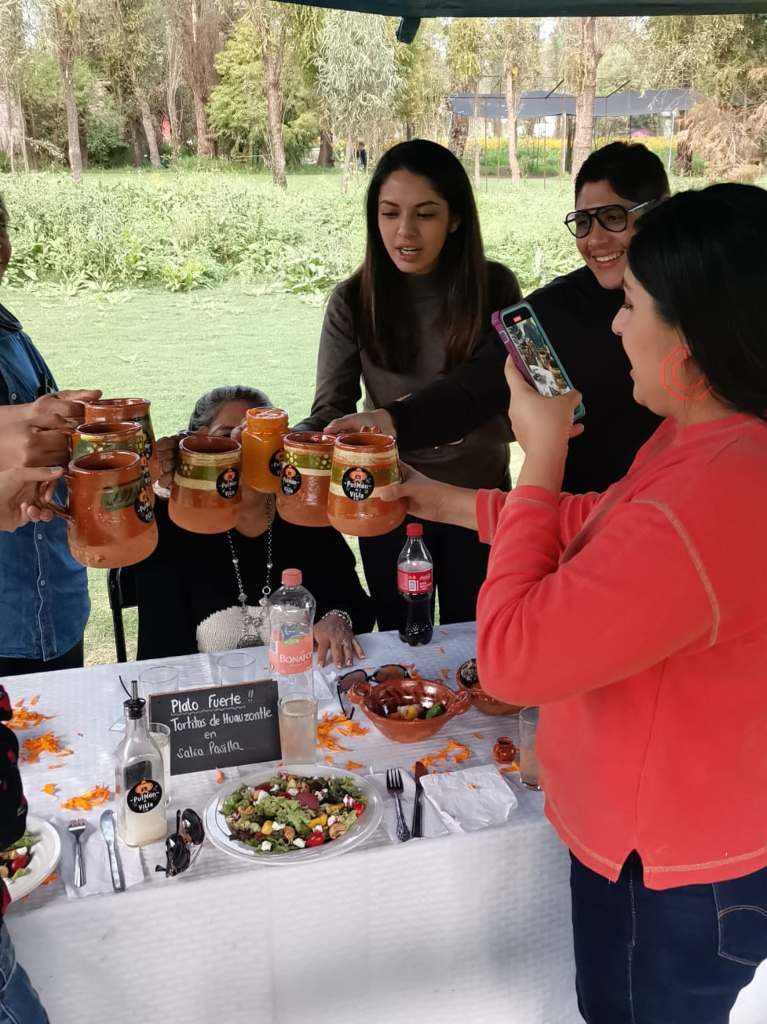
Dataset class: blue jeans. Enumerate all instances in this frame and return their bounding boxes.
[0,923,48,1024]
[571,851,767,1023]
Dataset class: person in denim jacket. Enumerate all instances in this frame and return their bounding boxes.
[0,193,98,676]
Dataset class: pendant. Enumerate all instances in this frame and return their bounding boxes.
[236,633,262,649]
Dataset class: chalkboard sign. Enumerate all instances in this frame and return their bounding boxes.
[149,680,281,776]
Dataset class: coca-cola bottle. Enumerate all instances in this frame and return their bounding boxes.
[397,523,434,646]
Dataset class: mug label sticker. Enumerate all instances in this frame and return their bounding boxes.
[281,465,302,496]
[269,449,284,477]
[341,467,374,502]
[216,467,240,499]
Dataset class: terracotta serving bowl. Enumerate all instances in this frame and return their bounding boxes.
[455,658,522,717]
[347,677,472,744]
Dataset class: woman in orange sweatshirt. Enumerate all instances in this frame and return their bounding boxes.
[381,184,767,1023]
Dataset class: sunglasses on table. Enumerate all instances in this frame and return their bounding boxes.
[563,200,655,239]
[155,808,205,878]
[337,664,412,720]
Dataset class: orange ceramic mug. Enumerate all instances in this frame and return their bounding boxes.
[241,407,289,493]
[44,450,157,569]
[83,398,159,484]
[276,432,334,528]
[326,432,406,537]
[169,435,242,534]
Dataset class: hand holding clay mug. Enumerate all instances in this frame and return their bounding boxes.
[0,465,65,532]
[83,397,159,483]
[0,389,102,470]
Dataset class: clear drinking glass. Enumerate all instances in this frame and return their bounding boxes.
[217,652,257,685]
[138,665,180,692]
[519,706,541,790]
[278,692,318,766]
[149,722,172,807]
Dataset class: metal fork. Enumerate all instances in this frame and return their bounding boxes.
[68,818,87,889]
[386,769,411,843]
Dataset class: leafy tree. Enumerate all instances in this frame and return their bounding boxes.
[317,10,397,190]
[494,17,541,183]
[170,0,221,157]
[446,17,483,176]
[37,0,85,179]
[0,0,29,170]
[394,19,448,142]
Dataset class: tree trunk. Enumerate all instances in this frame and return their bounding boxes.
[505,71,521,184]
[262,52,287,189]
[317,128,334,167]
[129,119,143,167]
[59,54,82,182]
[341,137,353,194]
[137,92,162,168]
[571,17,601,182]
[192,87,212,157]
[405,121,415,141]
[448,107,469,159]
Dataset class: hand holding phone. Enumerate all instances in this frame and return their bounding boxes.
[492,302,585,421]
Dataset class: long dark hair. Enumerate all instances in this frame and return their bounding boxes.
[628,184,767,419]
[348,139,488,373]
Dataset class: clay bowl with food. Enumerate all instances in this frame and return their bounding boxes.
[347,677,472,744]
[455,658,522,717]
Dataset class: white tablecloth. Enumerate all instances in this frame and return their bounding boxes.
[3,623,765,1024]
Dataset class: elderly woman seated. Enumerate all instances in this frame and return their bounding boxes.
[134,386,374,665]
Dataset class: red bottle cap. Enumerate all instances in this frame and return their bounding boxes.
[281,568,302,586]
[406,523,423,538]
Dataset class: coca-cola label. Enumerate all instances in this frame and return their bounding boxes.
[397,568,433,595]
[269,633,313,674]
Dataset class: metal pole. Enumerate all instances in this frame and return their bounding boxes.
[667,108,675,174]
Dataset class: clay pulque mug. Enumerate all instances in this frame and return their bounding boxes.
[84,398,159,484]
[241,407,289,494]
[326,431,406,537]
[276,431,334,528]
[45,450,157,569]
[169,434,242,534]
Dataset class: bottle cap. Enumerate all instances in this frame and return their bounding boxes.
[123,695,146,721]
[406,523,423,538]
[281,568,302,587]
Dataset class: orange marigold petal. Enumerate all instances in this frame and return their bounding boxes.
[343,761,364,771]
[214,769,225,784]
[42,783,57,796]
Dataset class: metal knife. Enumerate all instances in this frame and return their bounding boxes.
[99,810,125,892]
[412,761,427,839]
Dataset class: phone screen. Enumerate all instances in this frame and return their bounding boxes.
[501,308,573,398]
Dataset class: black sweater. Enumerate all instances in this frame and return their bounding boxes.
[384,266,662,495]
[135,500,375,659]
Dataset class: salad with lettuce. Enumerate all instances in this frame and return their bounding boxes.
[0,831,40,881]
[222,773,368,854]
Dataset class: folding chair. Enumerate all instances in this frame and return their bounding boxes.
[107,566,138,663]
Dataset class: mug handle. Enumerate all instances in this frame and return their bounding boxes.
[37,473,73,523]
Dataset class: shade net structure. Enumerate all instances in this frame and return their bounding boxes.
[273,1,766,16]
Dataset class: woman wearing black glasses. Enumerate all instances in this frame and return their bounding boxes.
[330,141,669,497]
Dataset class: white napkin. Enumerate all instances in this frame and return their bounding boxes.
[371,770,449,841]
[420,764,519,833]
[60,825,145,899]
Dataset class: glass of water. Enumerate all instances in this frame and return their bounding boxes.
[216,652,257,685]
[149,722,172,806]
[278,689,318,766]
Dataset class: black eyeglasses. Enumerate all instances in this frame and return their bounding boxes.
[564,200,654,239]
[337,664,411,719]
[155,808,205,877]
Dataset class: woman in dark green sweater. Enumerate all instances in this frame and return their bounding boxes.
[296,139,521,631]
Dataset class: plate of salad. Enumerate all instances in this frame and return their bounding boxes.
[204,764,383,866]
[3,816,61,902]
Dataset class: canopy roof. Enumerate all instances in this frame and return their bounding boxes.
[450,88,695,119]
[276,1,765,16]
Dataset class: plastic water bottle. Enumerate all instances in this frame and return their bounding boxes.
[269,569,317,764]
[397,523,434,646]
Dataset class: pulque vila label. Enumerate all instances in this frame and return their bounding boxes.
[341,466,375,502]
[134,489,154,523]
[281,464,302,496]
[269,449,284,478]
[126,778,163,813]
[216,467,240,499]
